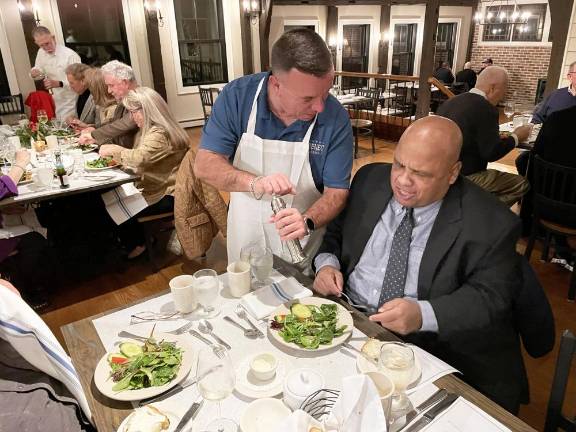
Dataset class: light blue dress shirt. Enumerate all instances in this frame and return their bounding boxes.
[315,198,443,332]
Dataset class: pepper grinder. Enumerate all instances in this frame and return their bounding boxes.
[270,195,307,264]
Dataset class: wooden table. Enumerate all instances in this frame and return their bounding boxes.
[62,258,536,432]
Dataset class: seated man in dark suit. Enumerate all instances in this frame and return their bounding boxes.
[313,116,527,413]
[437,66,532,206]
[455,61,477,91]
[433,62,454,84]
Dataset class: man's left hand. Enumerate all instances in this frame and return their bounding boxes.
[43,78,61,90]
[270,208,307,241]
[369,298,422,335]
[99,144,123,160]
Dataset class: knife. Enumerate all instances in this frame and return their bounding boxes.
[399,388,449,428]
[174,398,204,432]
[402,393,458,432]
[189,329,217,348]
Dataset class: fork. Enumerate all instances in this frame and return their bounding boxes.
[234,305,265,338]
[117,322,193,340]
[339,292,368,311]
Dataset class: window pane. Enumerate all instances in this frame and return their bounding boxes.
[482,6,513,42]
[57,0,130,66]
[174,0,228,87]
[342,24,369,89]
[512,4,546,42]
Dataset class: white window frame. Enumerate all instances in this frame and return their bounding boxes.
[437,18,462,70]
[386,18,424,76]
[477,0,552,47]
[166,0,234,95]
[337,18,379,80]
[0,9,19,95]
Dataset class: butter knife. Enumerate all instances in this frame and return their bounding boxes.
[402,393,459,432]
[399,388,449,428]
[174,398,204,432]
[189,329,217,348]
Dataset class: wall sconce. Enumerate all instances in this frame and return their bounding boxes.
[380,30,392,44]
[144,0,164,27]
[244,0,261,25]
[18,0,41,25]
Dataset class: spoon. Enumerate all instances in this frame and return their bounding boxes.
[223,316,260,338]
[198,320,232,350]
[235,305,265,338]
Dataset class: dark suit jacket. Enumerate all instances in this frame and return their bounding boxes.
[533,105,576,168]
[455,68,477,90]
[437,92,515,176]
[91,104,137,149]
[433,67,454,84]
[317,163,528,410]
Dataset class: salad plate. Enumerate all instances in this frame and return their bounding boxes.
[85,157,121,171]
[268,297,353,353]
[94,332,195,401]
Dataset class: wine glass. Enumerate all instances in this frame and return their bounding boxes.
[37,109,48,124]
[504,101,515,122]
[192,269,220,318]
[196,346,237,432]
[249,246,273,287]
[379,342,416,423]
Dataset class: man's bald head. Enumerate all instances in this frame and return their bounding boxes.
[475,65,509,106]
[391,116,463,208]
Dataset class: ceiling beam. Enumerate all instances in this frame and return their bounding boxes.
[274,0,477,6]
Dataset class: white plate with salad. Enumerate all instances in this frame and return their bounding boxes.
[94,332,195,401]
[268,297,353,353]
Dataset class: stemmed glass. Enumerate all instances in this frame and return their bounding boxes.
[196,346,237,432]
[249,246,273,287]
[504,101,515,123]
[192,269,220,318]
[378,342,416,423]
[37,109,49,124]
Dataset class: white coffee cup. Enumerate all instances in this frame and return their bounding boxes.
[45,135,58,150]
[227,261,251,297]
[33,167,53,189]
[169,275,197,313]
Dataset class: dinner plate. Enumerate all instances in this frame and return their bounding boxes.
[94,332,195,402]
[355,341,422,389]
[116,406,177,432]
[267,297,353,353]
[239,398,292,432]
[71,144,98,154]
[235,356,286,399]
[85,162,121,171]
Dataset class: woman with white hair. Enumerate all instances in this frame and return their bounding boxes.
[99,87,189,258]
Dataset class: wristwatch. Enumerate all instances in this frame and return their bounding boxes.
[303,215,315,235]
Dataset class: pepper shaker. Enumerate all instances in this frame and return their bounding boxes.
[270,195,307,264]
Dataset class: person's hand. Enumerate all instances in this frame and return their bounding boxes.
[78,131,96,145]
[513,124,532,143]
[0,279,20,297]
[99,144,123,160]
[15,149,30,167]
[30,68,42,79]
[369,298,422,335]
[253,173,296,197]
[313,266,343,297]
[270,207,307,241]
[43,78,61,90]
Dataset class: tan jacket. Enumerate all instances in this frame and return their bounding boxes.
[175,149,227,260]
[91,104,137,148]
[120,126,187,205]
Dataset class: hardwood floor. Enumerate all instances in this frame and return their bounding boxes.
[40,128,575,431]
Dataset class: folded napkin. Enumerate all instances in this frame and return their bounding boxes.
[323,374,387,432]
[0,285,92,424]
[240,276,313,320]
[1,207,47,239]
[101,182,148,225]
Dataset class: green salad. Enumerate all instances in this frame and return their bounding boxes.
[108,337,183,392]
[86,157,118,168]
[270,303,347,350]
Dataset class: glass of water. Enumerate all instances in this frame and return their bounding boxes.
[196,346,237,432]
[192,268,220,318]
[69,149,84,178]
[379,342,416,423]
[249,246,273,287]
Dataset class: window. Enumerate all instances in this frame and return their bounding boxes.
[56,0,130,66]
[341,24,370,89]
[435,23,457,68]
[174,0,228,87]
[392,23,417,76]
[0,49,9,96]
[481,3,547,43]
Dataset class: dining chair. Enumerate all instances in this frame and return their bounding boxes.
[524,156,576,300]
[0,94,25,124]
[347,88,380,158]
[136,212,175,271]
[198,87,220,122]
[543,329,575,432]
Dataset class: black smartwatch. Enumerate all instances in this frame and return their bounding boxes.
[59,81,64,87]
[303,215,315,234]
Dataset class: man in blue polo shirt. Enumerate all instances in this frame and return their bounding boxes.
[532,61,576,124]
[194,29,353,265]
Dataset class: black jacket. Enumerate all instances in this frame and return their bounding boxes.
[455,68,477,90]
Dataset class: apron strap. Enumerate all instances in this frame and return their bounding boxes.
[246,78,266,135]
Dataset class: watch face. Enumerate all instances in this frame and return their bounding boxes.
[306,217,315,232]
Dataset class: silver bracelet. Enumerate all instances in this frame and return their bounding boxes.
[249,176,265,200]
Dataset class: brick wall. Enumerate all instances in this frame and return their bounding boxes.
[469,24,551,105]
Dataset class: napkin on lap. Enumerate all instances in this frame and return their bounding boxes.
[323,374,387,432]
[240,277,313,320]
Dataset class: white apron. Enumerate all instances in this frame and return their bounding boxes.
[227,78,325,267]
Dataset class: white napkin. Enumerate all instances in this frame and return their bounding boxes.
[0,285,92,423]
[101,182,148,225]
[1,207,47,239]
[323,374,387,432]
[278,410,323,432]
[240,276,313,320]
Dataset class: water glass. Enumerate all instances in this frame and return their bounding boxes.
[379,342,415,422]
[192,269,220,318]
[69,149,84,178]
[240,242,259,264]
[504,101,515,120]
[249,246,273,287]
[196,346,238,432]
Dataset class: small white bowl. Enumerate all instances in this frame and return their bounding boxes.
[239,398,291,432]
[249,352,278,381]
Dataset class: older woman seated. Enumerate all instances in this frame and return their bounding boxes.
[99,87,189,258]
[64,63,94,128]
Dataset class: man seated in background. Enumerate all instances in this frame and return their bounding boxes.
[455,61,477,91]
[313,116,527,413]
[437,66,532,207]
[78,60,138,148]
[479,57,493,74]
[532,61,576,124]
[433,62,454,85]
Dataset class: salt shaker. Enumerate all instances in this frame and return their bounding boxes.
[270,195,307,264]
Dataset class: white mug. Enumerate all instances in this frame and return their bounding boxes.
[45,135,58,150]
[227,261,251,297]
[169,275,197,313]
